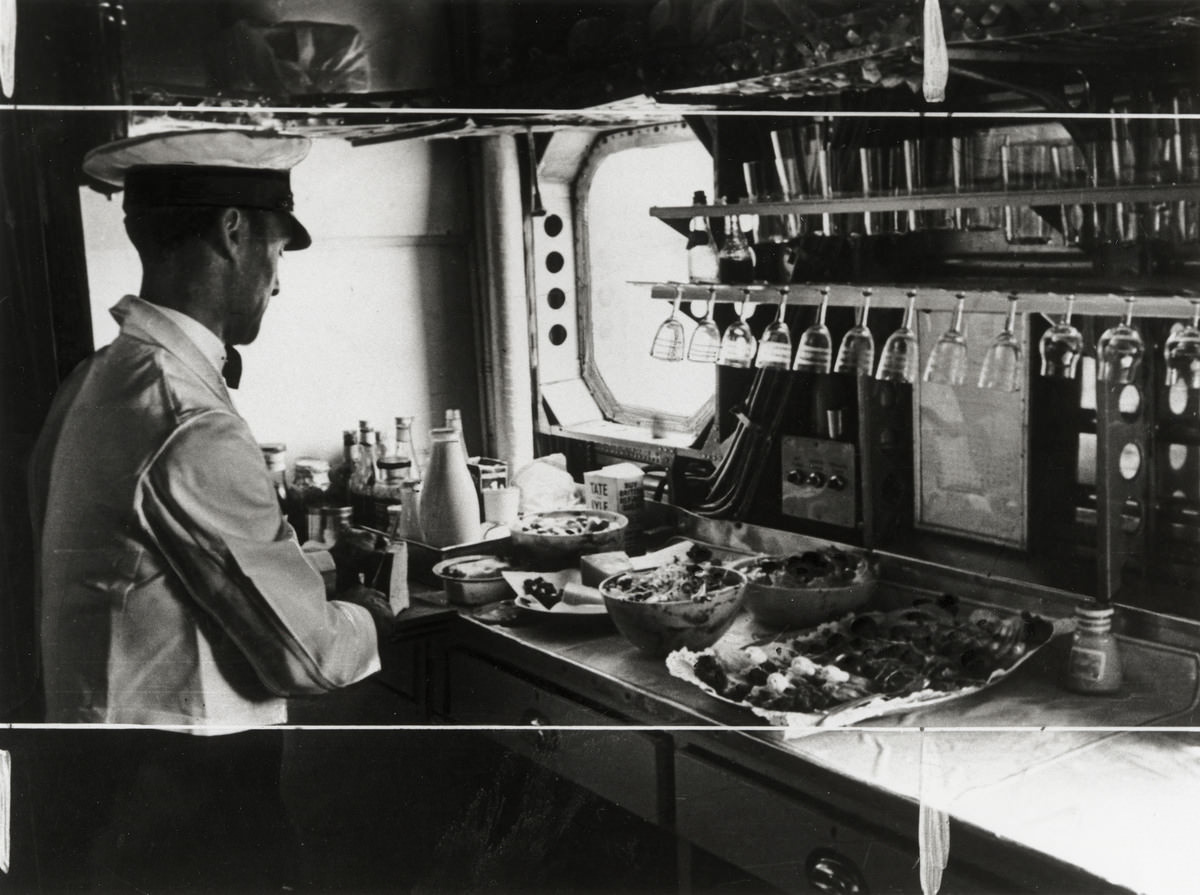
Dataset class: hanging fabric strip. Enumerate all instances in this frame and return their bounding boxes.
[918,733,951,895]
[0,0,15,98]
[923,0,949,103]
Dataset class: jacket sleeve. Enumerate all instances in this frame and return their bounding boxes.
[135,409,380,696]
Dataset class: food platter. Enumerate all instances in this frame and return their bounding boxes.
[500,569,610,622]
[666,597,1064,734]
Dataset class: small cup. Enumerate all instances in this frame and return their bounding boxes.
[482,486,522,525]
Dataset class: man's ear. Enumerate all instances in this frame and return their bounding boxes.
[213,207,243,262]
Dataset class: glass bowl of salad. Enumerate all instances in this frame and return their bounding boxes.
[509,509,628,570]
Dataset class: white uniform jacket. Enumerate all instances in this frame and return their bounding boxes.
[29,296,380,730]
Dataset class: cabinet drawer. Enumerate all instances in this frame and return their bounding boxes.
[676,749,924,893]
[447,650,667,823]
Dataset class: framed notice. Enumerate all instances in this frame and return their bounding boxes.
[913,309,1028,548]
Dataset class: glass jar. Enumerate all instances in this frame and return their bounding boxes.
[286,458,331,543]
[1065,605,1123,694]
[370,456,412,531]
[319,505,353,547]
[419,427,480,547]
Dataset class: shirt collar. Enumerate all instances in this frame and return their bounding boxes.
[150,303,227,377]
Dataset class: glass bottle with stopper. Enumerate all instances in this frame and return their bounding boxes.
[686,190,719,284]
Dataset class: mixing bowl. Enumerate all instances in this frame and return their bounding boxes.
[599,564,747,656]
[732,550,875,629]
[509,509,627,570]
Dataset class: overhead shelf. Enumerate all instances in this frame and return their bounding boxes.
[651,183,1200,220]
[636,282,1200,317]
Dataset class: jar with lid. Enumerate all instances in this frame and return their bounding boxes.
[1065,605,1123,694]
[419,427,480,547]
[319,505,353,547]
[370,456,412,531]
[287,458,331,544]
[259,443,288,510]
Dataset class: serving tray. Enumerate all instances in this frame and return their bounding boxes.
[666,600,1069,735]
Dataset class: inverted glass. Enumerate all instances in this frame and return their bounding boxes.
[1039,294,1084,379]
[649,285,686,362]
[922,292,969,386]
[834,289,875,377]
[687,286,721,363]
[717,289,758,368]
[792,286,833,374]
[755,287,793,369]
[876,289,920,383]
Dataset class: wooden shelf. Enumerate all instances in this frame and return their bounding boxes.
[651,183,1200,220]
[637,281,1200,317]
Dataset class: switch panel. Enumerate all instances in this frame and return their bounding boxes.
[781,436,857,528]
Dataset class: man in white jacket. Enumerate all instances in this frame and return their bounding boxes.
[27,129,394,889]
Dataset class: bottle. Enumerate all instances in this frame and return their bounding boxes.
[372,429,388,476]
[394,416,421,481]
[718,213,756,284]
[287,458,331,543]
[1065,605,1123,694]
[686,190,719,284]
[259,443,288,510]
[397,480,423,541]
[445,408,468,459]
[348,438,376,526]
[329,429,357,505]
[419,427,481,547]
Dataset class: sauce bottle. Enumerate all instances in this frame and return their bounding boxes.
[419,427,480,547]
[1065,605,1123,694]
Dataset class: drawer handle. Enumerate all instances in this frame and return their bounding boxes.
[520,709,559,753]
[806,847,868,895]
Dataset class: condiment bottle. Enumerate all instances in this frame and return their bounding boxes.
[348,437,376,526]
[394,416,421,481]
[329,429,357,505]
[259,443,288,510]
[717,213,756,284]
[686,190,719,284]
[445,408,469,459]
[1065,605,1123,694]
[287,458,331,544]
[397,480,423,542]
[419,427,480,547]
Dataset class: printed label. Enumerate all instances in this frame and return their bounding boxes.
[1068,646,1106,683]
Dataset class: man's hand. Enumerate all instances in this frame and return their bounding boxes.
[338,584,397,642]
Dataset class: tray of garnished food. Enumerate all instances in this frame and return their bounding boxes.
[665,595,1061,732]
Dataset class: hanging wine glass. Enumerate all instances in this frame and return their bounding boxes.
[649,285,686,361]
[1097,295,1145,384]
[978,293,1023,391]
[792,286,833,373]
[755,287,793,369]
[875,289,920,383]
[922,292,969,386]
[1039,294,1085,379]
[1164,299,1200,389]
[833,289,875,376]
[687,285,721,363]
[717,288,758,368]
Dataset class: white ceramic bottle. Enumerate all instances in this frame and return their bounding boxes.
[418,427,480,547]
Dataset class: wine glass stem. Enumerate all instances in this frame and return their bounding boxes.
[1191,301,1199,329]
[859,294,872,327]
[951,297,965,333]
[1123,299,1135,327]
[1063,297,1075,326]
[817,291,829,326]
[1005,298,1018,334]
[902,294,916,330]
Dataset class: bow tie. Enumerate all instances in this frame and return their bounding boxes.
[222,345,242,389]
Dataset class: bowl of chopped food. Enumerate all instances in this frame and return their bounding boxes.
[732,547,875,629]
[509,509,628,570]
[599,560,748,655]
[431,554,514,606]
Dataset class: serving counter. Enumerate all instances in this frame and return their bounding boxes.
[360,580,1200,894]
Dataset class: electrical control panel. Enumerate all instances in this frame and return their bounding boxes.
[780,436,858,529]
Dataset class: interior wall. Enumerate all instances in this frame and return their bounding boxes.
[79,135,483,469]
